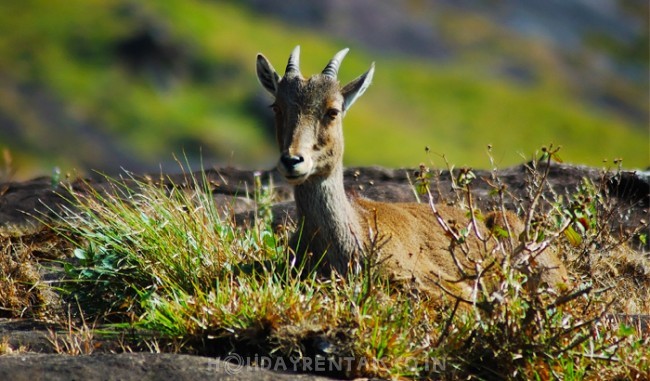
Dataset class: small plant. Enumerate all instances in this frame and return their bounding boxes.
[410,145,649,379]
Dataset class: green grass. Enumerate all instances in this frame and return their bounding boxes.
[345,61,648,168]
[0,0,647,180]
[36,154,648,379]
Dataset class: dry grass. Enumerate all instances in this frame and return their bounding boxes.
[0,336,28,355]
[0,228,64,319]
[47,312,97,356]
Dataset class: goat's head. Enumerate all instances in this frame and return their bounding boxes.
[256,46,374,184]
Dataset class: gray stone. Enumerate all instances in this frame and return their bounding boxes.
[0,353,339,381]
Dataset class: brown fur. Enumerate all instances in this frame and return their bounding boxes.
[256,47,568,299]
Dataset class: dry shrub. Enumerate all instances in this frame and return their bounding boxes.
[0,227,67,318]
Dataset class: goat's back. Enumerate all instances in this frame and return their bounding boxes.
[353,198,568,298]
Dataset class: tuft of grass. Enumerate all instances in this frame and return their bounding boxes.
[45,153,649,379]
[0,227,67,319]
[47,303,98,355]
[0,335,28,355]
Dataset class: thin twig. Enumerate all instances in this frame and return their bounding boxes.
[524,154,553,241]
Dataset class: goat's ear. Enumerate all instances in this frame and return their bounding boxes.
[256,54,280,95]
[341,63,374,112]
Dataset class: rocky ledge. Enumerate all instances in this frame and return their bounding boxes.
[0,163,648,380]
[1,162,648,232]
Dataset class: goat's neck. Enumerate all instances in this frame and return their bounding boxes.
[293,165,362,260]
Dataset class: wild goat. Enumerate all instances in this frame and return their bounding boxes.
[256,46,567,298]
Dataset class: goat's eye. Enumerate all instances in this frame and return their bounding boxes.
[326,108,340,120]
[270,104,282,115]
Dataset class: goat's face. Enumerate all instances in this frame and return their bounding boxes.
[270,75,344,184]
[256,46,374,185]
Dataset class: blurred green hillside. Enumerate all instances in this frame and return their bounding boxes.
[0,0,647,180]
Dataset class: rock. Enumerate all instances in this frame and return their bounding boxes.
[0,353,338,381]
[1,163,647,246]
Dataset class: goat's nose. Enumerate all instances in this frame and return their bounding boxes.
[280,153,304,169]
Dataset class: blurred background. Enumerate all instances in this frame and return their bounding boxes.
[0,0,648,181]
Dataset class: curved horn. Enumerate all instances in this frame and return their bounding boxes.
[285,45,301,77]
[322,48,350,78]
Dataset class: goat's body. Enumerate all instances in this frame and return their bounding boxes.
[256,46,568,299]
[292,169,567,298]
